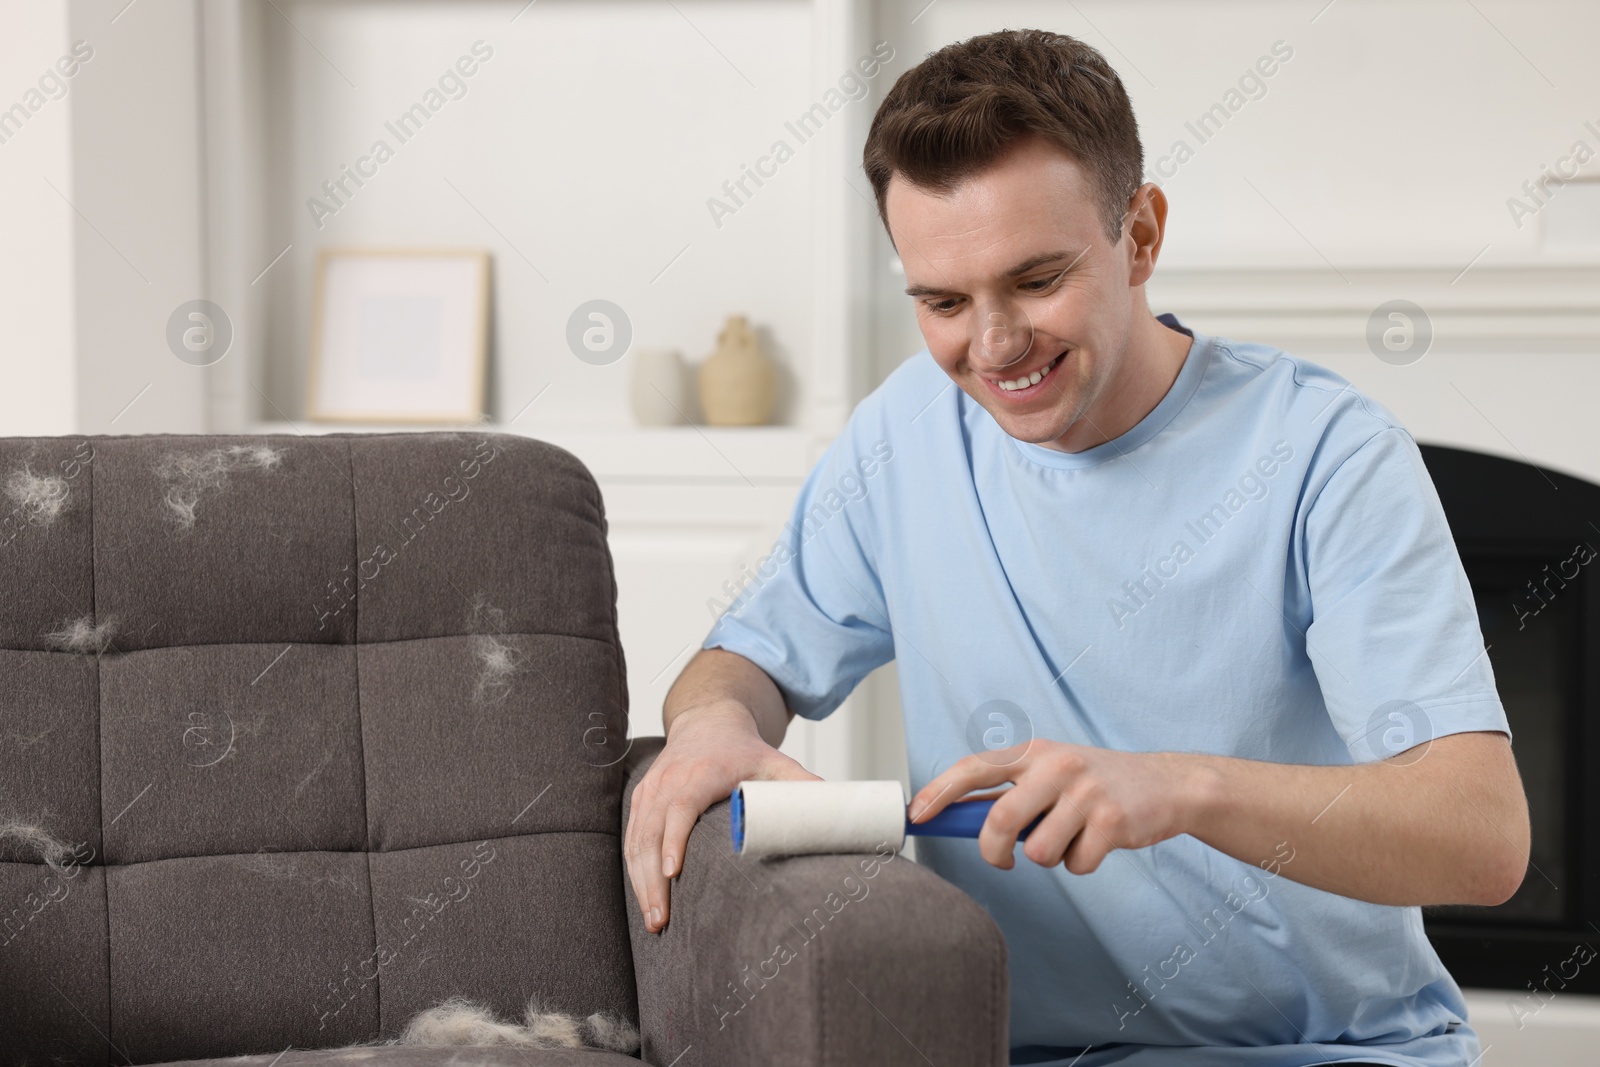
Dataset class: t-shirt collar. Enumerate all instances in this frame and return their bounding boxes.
[1000,312,1211,471]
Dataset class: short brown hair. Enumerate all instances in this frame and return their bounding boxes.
[863,30,1144,244]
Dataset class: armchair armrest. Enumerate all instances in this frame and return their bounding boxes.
[622,738,1009,1067]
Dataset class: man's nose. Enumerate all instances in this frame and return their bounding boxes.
[970,302,1035,370]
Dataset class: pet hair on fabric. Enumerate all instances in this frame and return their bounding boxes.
[5,467,71,525]
[0,819,76,874]
[344,996,639,1053]
[44,614,117,654]
[155,444,284,528]
[468,595,523,704]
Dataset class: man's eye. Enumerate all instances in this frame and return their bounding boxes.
[925,298,961,314]
[1022,270,1066,292]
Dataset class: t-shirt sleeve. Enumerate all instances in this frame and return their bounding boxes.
[1301,426,1511,761]
[701,433,897,721]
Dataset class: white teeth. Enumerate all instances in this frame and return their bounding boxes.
[996,355,1061,391]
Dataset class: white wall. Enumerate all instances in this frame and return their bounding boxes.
[66,0,210,434]
[1,0,221,436]
[0,0,78,435]
[253,0,834,430]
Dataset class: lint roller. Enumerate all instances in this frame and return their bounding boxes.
[730,780,1039,859]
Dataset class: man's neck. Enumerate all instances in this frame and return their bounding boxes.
[1049,312,1194,453]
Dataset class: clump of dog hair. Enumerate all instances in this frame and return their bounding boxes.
[468,595,523,704]
[583,1010,643,1052]
[368,996,638,1053]
[0,818,76,875]
[45,614,118,654]
[155,443,283,529]
[5,466,71,526]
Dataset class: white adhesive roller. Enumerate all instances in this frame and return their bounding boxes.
[731,781,1040,859]
[732,780,907,859]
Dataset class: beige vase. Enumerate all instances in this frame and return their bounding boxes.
[697,314,775,426]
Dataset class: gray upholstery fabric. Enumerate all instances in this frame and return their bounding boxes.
[623,738,1011,1067]
[141,1052,642,1066]
[1,432,1009,1066]
[0,434,634,1065]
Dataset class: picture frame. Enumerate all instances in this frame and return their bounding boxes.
[307,248,491,423]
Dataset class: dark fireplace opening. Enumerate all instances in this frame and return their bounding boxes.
[1417,444,1600,993]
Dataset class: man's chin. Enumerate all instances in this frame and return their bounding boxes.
[983,401,1077,448]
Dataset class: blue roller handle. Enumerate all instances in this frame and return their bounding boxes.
[907,798,1042,840]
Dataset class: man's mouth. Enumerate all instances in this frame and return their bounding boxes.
[983,353,1065,399]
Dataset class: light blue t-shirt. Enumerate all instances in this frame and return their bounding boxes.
[703,313,1509,1067]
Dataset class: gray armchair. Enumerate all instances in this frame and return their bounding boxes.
[0,432,1007,1066]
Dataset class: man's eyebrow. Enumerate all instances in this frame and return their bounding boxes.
[902,248,1088,298]
[1005,249,1086,277]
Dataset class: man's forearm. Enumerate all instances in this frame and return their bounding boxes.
[662,647,793,748]
[1181,730,1529,907]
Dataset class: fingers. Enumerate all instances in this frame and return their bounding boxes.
[628,762,750,933]
[1060,810,1119,875]
[623,769,672,933]
[623,747,821,936]
[659,788,701,882]
[978,777,1062,868]
[1049,786,1123,875]
[906,741,1158,876]
[909,750,1023,822]
[659,758,819,883]
[1020,793,1089,868]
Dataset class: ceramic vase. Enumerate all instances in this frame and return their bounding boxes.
[697,314,775,426]
[630,348,690,426]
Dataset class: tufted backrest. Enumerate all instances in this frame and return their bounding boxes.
[0,433,636,1065]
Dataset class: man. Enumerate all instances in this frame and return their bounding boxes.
[624,29,1529,1067]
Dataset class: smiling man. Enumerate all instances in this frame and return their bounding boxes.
[624,29,1529,1067]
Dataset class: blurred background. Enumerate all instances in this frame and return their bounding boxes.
[3,1,1599,1058]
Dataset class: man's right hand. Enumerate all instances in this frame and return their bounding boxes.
[624,697,819,934]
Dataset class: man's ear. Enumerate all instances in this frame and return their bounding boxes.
[1124,183,1169,289]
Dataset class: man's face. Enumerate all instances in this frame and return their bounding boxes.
[887,137,1139,449]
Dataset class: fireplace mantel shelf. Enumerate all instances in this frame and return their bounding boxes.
[1147,264,1600,351]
